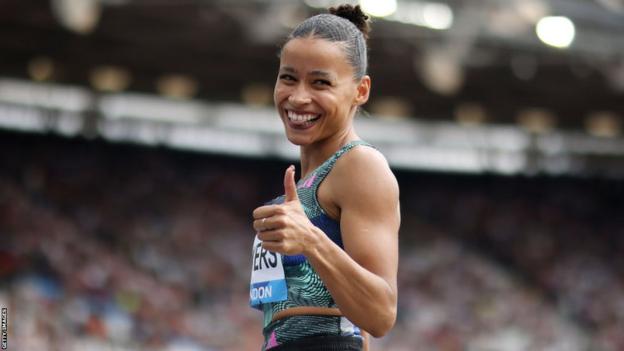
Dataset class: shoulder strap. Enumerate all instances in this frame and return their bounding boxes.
[306,140,374,191]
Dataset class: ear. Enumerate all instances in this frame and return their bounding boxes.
[354,75,371,106]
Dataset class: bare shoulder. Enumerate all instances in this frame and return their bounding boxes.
[327,144,401,267]
[328,145,399,208]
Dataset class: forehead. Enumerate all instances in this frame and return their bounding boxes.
[280,37,353,76]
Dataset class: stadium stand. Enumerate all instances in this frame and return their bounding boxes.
[1,131,623,351]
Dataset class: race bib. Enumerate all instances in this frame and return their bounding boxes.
[249,235,287,309]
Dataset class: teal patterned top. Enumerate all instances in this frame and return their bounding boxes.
[257,140,374,350]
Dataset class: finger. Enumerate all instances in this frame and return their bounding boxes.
[257,229,283,242]
[284,165,299,202]
[253,204,280,219]
[253,218,267,232]
[261,240,285,254]
[253,216,284,232]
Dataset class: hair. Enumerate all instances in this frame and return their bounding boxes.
[285,4,371,80]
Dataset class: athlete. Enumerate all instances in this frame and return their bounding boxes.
[250,4,400,351]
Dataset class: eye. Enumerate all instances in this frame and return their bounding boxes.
[313,79,331,86]
[279,74,296,82]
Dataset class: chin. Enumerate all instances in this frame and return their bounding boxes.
[281,120,314,146]
[285,133,312,146]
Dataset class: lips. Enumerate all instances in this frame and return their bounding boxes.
[285,110,321,129]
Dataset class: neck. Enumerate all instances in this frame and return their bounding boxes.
[298,127,359,179]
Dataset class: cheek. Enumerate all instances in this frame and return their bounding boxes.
[274,84,289,104]
[273,87,281,105]
[320,92,348,115]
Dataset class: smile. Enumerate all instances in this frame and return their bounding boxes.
[286,110,321,129]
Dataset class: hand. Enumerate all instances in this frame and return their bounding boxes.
[252,165,318,255]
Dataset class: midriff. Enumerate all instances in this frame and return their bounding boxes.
[271,306,342,322]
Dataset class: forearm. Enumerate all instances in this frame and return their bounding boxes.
[304,227,397,337]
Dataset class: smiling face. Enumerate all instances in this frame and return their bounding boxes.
[274,36,370,147]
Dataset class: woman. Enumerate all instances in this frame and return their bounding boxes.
[250,4,400,351]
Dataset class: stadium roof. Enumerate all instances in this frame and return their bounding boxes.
[0,0,623,132]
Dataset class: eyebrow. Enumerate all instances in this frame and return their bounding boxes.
[310,70,333,79]
[280,66,335,80]
[280,66,297,74]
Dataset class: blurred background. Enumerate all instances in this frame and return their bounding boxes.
[1,0,623,350]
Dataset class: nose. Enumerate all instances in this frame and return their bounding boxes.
[288,85,312,105]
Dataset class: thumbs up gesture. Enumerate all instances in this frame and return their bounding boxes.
[252,165,317,255]
[283,164,299,203]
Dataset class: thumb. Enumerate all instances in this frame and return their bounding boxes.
[284,165,299,202]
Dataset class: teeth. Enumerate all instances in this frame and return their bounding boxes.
[287,110,318,122]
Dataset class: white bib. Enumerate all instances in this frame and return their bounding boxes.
[249,235,288,309]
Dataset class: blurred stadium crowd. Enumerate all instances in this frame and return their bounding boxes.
[1,131,623,351]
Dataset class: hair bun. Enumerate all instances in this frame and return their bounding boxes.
[329,5,371,40]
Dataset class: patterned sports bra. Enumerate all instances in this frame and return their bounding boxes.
[251,140,374,350]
